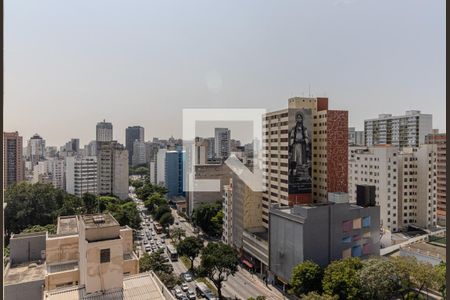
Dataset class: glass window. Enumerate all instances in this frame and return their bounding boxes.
[352,245,362,257]
[362,216,371,228]
[353,218,362,229]
[100,248,110,263]
[342,236,352,243]
[342,220,353,233]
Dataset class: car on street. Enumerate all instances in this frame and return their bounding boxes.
[183,273,193,282]
[186,289,196,300]
[174,287,184,299]
[181,283,189,292]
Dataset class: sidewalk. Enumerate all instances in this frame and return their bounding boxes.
[237,267,287,300]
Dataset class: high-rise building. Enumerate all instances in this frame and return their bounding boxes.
[214,128,231,159]
[3,132,24,190]
[195,137,209,165]
[222,179,233,245]
[262,97,348,228]
[132,140,146,166]
[84,140,97,157]
[348,127,365,146]
[125,126,145,164]
[97,141,129,200]
[206,137,216,161]
[45,146,58,159]
[348,145,438,232]
[364,110,432,148]
[26,133,46,167]
[65,156,98,197]
[165,148,185,199]
[425,130,446,226]
[149,148,167,186]
[145,142,160,164]
[96,120,113,142]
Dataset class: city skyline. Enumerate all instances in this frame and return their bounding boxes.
[4,0,445,146]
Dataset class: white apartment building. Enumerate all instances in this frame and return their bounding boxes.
[65,156,98,197]
[364,110,432,148]
[97,141,129,200]
[150,148,167,186]
[214,128,231,159]
[348,145,437,232]
[48,159,65,189]
[222,180,233,245]
[96,121,113,142]
[348,146,399,231]
[132,140,147,166]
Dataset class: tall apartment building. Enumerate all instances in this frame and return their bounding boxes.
[425,130,446,226]
[145,142,160,164]
[165,148,185,199]
[348,145,437,232]
[348,127,365,146]
[45,146,58,159]
[3,132,24,190]
[150,148,167,186]
[126,126,145,165]
[26,133,46,167]
[206,137,216,160]
[262,97,348,228]
[132,140,146,166]
[65,156,98,197]
[84,140,97,157]
[214,128,231,159]
[195,137,209,165]
[97,141,129,200]
[364,110,432,148]
[96,120,113,142]
[222,180,233,245]
[34,158,66,190]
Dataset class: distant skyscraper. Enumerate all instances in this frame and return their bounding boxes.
[125,126,145,164]
[3,132,24,189]
[26,133,46,167]
[348,127,365,146]
[96,120,113,142]
[165,148,185,198]
[132,140,146,166]
[364,110,432,148]
[206,137,216,160]
[214,128,231,159]
[84,140,97,156]
[97,141,128,200]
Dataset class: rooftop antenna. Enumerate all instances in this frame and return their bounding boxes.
[308,84,311,97]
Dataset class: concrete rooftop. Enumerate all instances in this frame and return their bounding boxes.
[4,261,46,285]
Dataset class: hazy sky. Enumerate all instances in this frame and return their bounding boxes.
[5,0,445,146]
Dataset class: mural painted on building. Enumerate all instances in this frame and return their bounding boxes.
[288,108,312,197]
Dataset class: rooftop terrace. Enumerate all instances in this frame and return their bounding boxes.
[4,261,46,285]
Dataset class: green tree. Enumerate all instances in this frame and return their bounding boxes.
[192,202,223,237]
[358,258,401,300]
[170,227,186,245]
[97,196,120,212]
[154,205,171,221]
[434,262,446,298]
[139,249,173,273]
[301,292,339,300]
[389,256,416,299]
[111,202,142,230]
[199,242,239,299]
[82,193,98,214]
[158,272,181,289]
[4,182,66,234]
[57,193,84,216]
[21,224,57,235]
[322,257,363,300]
[144,192,166,214]
[410,259,437,296]
[177,236,204,272]
[129,179,144,189]
[159,212,174,229]
[290,260,323,296]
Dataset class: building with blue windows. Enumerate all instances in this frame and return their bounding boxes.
[165,147,185,199]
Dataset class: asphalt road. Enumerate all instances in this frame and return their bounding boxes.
[130,190,285,300]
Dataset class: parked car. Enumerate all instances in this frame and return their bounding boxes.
[181,283,189,292]
[174,287,184,299]
[183,273,193,282]
[186,289,196,300]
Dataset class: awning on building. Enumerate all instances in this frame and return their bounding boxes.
[242,259,254,269]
